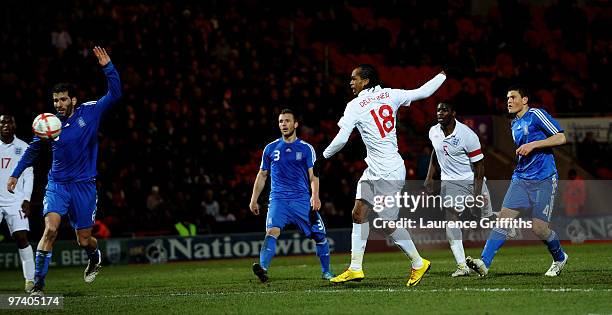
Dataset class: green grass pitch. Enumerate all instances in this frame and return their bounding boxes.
[0,243,610,314]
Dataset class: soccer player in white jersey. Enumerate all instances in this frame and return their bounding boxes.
[425,102,493,277]
[314,64,446,286]
[0,114,35,292]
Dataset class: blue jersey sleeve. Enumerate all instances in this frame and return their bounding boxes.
[11,137,42,178]
[92,62,122,116]
[304,142,316,169]
[260,145,271,171]
[532,108,563,137]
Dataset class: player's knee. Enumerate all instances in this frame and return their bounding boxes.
[43,225,58,239]
[266,228,280,238]
[352,200,370,223]
[352,208,366,223]
[531,221,550,239]
[311,232,326,243]
[12,232,29,249]
[77,235,92,248]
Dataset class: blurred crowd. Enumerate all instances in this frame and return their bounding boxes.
[0,0,610,237]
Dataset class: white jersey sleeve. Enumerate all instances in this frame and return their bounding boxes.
[388,73,447,109]
[20,166,34,201]
[337,102,358,131]
[464,127,484,163]
[323,103,356,159]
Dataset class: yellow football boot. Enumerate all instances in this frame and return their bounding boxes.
[407,258,431,286]
[329,268,365,283]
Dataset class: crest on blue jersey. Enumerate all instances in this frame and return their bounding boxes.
[296,152,302,160]
[15,147,22,155]
[522,124,529,135]
[77,117,86,128]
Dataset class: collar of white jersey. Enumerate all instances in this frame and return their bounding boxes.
[438,119,461,138]
[0,138,15,146]
[358,85,382,97]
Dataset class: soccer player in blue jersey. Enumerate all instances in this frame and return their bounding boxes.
[249,108,333,282]
[466,85,568,277]
[7,46,121,295]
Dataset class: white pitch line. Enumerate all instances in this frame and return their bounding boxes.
[77,287,612,299]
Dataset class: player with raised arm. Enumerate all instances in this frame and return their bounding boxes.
[425,102,493,277]
[466,85,568,277]
[250,109,333,282]
[0,114,35,292]
[315,64,446,286]
[7,46,121,295]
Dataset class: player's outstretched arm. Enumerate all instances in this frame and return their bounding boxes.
[322,126,352,160]
[93,46,122,112]
[308,168,321,211]
[399,72,447,104]
[249,170,268,215]
[424,149,438,193]
[8,138,42,193]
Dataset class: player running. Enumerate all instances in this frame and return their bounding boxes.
[315,64,446,286]
[425,102,493,277]
[466,85,568,277]
[8,46,121,295]
[250,109,333,282]
[0,114,35,292]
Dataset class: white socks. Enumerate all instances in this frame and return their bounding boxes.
[390,228,423,269]
[18,245,35,281]
[446,227,466,265]
[349,223,369,270]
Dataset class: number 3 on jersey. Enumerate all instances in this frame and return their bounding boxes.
[370,104,394,138]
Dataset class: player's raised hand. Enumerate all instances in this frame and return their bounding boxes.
[93,46,111,67]
[6,176,17,194]
[249,201,260,215]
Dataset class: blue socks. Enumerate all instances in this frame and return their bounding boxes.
[481,228,508,268]
[316,240,331,273]
[34,250,52,288]
[481,227,566,269]
[259,235,277,270]
[260,234,331,274]
[543,230,565,262]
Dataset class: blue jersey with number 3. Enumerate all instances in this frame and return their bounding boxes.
[260,138,316,201]
[511,108,563,180]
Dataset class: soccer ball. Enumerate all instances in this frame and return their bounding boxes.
[32,113,62,139]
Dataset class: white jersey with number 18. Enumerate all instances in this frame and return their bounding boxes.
[328,73,446,176]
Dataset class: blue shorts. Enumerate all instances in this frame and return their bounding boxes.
[43,180,98,230]
[266,199,326,238]
[502,176,558,222]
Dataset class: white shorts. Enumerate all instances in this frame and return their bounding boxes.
[0,203,30,234]
[356,166,406,220]
[440,180,493,217]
